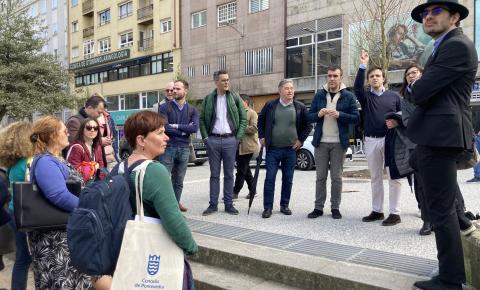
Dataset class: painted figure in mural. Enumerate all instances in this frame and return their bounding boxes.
[387,24,426,69]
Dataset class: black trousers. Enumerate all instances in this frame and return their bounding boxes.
[233,152,254,194]
[411,145,465,284]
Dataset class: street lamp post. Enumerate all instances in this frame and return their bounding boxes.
[303,19,318,94]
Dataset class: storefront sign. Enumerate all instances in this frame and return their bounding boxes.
[110,109,141,126]
[69,49,130,70]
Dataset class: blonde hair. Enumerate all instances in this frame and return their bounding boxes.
[31,116,64,155]
[0,121,34,168]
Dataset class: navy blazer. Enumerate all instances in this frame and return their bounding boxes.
[258,98,313,148]
[407,28,478,149]
[308,88,359,149]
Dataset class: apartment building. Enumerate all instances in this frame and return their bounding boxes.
[181,0,286,110]
[69,0,180,130]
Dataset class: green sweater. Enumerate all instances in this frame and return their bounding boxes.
[8,159,27,210]
[129,162,198,255]
[271,104,298,148]
[199,89,247,140]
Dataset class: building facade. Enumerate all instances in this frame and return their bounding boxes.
[69,0,181,129]
[181,0,286,110]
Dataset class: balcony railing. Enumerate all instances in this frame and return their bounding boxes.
[137,4,153,21]
[138,38,154,51]
[83,26,94,38]
[82,0,93,14]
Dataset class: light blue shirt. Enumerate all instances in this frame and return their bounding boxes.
[432,31,449,56]
[212,94,232,134]
[279,97,293,107]
[173,99,185,111]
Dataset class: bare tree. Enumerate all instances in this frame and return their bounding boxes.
[346,0,423,83]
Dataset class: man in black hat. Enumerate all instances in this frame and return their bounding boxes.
[408,1,477,289]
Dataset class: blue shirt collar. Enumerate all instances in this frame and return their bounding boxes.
[370,86,385,96]
[432,31,449,55]
[173,99,185,110]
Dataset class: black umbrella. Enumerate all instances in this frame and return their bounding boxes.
[248,145,264,215]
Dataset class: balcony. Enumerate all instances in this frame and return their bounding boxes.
[83,26,94,38]
[138,38,154,52]
[137,4,153,25]
[82,0,93,15]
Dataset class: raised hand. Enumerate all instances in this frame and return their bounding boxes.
[359,51,369,65]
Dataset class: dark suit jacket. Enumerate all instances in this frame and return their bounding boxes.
[406,28,478,149]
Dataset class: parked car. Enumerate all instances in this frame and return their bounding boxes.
[119,135,208,166]
[251,129,353,171]
[295,131,353,171]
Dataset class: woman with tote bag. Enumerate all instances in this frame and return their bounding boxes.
[94,111,198,290]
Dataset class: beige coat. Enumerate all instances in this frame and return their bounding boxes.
[239,107,260,155]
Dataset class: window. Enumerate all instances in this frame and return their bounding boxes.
[98,38,111,54]
[83,40,95,58]
[202,64,210,76]
[140,91,159,109]
[187,66,195,78]
[119,2,133,19]
[71,47,79,59]
[29,4,37,17]
[52,0,57,9]
[119,31,133,48]
[71,0,78,7]
[72,21,79,32]
[218,55,226,70]
[99,9,111,26]
[286,28,342,78]
[191,10,206,29]
[160,18,172,33]
[39,0,46,13]
[218,2,236,26]
[99,71,108,83]
[75,76,83,86]
[51,22,57,35]
[108,70,118,81]
[245,47,273,76]
[151,52,173,74]
[106,96,119,111]
[129,65,140,78]
[140,62,150,76]
[124,94,139,110]
[118,67,128,80]
[249,0,268,13]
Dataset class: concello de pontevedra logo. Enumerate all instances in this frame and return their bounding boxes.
[147,254,161,275]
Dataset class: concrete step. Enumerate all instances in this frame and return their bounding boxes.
[191,233,425,290]
[191,261,300,290]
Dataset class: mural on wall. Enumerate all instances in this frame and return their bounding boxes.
[349,13,433,75]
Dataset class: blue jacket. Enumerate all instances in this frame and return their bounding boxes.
[159,101,199,148]
[308,86,360,149]
[32,153,79,212]
[258,98,312,148]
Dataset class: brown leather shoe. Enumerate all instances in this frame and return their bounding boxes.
[179,203,188,212]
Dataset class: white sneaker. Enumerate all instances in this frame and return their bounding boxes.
[461,224,476,236]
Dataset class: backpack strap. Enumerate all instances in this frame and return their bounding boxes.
[66,144,84,161]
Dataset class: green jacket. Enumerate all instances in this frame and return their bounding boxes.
[199,89,247,140]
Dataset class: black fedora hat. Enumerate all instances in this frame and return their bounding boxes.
[411,0,469,23]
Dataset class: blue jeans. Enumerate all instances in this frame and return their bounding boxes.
[205,136,238,207]
[158,146,190,202]
[8,210,32,290]
[474,135,480,177]
[263,147,297,210]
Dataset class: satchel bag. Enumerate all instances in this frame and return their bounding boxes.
[111,161,185,290]
[457,146,480,170]
[13,154,81,232]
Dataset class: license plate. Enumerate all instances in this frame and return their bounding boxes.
[196,150,207,155]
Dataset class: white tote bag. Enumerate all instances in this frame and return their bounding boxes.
[111,161,185,290]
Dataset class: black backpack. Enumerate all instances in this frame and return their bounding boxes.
[67,160,149,275]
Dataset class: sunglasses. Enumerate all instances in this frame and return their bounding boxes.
[85,125,98,131]
[420,6,449,19]
[166,89,174,93]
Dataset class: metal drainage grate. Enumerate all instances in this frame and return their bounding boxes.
[187,218,438,277]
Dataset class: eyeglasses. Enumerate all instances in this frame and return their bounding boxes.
[166,89,174,93]
[406,70,420,76]
[420,6,449,19]
[85,125,98,131]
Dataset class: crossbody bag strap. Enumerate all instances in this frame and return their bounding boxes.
[133,160,154,221]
